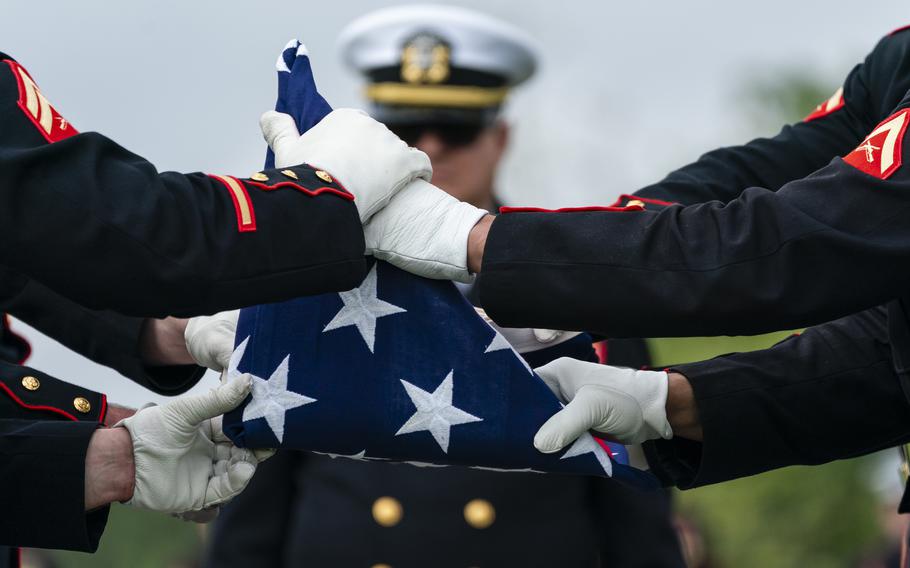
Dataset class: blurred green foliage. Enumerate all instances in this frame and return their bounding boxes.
[738,69,835,134]
[651,335,888,568]
[49,505,199,568]
[676,460,883,568]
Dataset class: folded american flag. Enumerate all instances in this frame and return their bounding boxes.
[222,40,657,489]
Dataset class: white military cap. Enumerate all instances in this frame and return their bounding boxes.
[338,4,540,124]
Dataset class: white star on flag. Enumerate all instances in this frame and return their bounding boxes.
[560,432,613,476]
[483,330,533,374]
[323,264,406,352]
[229,340,316,443]
[226,336,251,380]
[395,370,483,453]
[484,332,512,353]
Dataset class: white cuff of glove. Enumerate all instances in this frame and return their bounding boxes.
[365,179,488,283]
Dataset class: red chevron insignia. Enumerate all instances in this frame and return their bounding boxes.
[804,87,845,122]
[5,60,77,143]
[843,108,910,180]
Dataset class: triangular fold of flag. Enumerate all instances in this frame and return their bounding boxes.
[222,40,657,490]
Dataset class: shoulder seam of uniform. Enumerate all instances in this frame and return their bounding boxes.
[889,24,910,36]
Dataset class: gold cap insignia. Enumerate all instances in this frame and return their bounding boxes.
[401,34,451,85]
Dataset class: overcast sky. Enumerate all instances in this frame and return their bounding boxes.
[3,1,907,406]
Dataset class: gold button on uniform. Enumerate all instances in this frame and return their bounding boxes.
[21,376,40,391]
[315,170,333,183]
[372,496,403,527]
[626,199,645,208]
[463,498,496,529]
[280,169,299,180]
[73,397,92,414]
[250,172,269,182]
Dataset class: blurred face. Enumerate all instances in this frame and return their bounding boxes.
[390,120,509,209]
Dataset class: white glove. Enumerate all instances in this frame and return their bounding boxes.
[118,375,258,513]
[172,413,273,523]
[533,357,672,450]
[474,308,579,353]
[364,179,488,282]
[185,310,239,371]
[260,109,432,222]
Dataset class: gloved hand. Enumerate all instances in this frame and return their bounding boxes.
[474,307,579,353]
[364,179,488,282]
[172,412,273,523]
[117,374,259,514]
[185,310,239,371]
[532,357,673,451]
[260,109,432,222]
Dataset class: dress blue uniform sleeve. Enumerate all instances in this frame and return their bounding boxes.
[0,266,203,395]
[0,54,366,318]
[633,31,910,206]
[479,90,910,337]
[0,420,108,552]
[641,305,910,489]
[0,359,110,552]
[478,32,910,337]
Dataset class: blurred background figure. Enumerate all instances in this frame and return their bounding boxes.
[343,4,520,214]
[850,452,909,568]
[203,5,685,568]
[674,513,716,568]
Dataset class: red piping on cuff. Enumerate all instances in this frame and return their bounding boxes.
[244,180,354,201]
[302,162,354,199]
[609,194,677,207]
[98,394,108,425]
[0,380,79,421]
[499,205,645,214]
